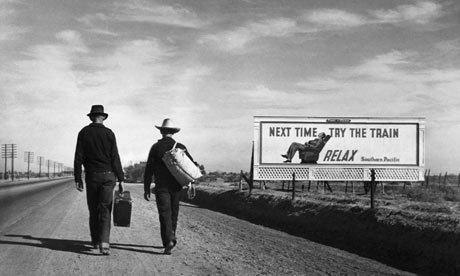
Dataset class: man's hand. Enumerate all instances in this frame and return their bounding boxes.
[75,181,84,192]
[187,183,196,199]
[118,181,124,194]
[144,191,151,201]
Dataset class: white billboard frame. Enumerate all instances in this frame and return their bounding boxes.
[253,116,425,182]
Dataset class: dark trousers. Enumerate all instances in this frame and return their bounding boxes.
[85,172,116,245]
[155,189,181,247]
[286,142,307,160]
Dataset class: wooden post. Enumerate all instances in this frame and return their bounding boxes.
[282,181,285,191]
[307,180,311,192]
[291,172,296,200]
[248,141,254,194]
[381,182,384,195]
[239,170,243,191]
[438,173,442,185]
[345,181,348,194]
[443,172,448,186]
[370,169,376,209]
[324,181,332,193]
[426,169,430,187]
[422,170,428,187]
[301,183,304,192]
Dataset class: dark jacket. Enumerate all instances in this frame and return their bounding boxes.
[143,136,195,193]
[300,135,331,163]
[74,123,124,183]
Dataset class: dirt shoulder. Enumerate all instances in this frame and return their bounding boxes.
[183,185,460,276]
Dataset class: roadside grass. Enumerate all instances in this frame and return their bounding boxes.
[404,185,460,203]
[185,184,460,276]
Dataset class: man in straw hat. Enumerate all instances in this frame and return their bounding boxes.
[74,105,124,255]
[143,118,198,255]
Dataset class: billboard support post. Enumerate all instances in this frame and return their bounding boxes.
[370,169,376,209]
[324,181,332,193]
[248,141,254,194]
[425,169,430,186]
[291,172,296,200]
[240,142,255,194]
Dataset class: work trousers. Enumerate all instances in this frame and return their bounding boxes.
[155,189,181,247]
[285,142,307,160]
[286,143,319,163]
[85,172,116,245]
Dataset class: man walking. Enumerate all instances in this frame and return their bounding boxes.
[143,118,198,255]
[74,105,124,255]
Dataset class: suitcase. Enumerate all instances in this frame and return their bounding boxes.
[113,191,132,227]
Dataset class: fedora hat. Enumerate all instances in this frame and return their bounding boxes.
[87,105,108,120]
[155,118,180,133]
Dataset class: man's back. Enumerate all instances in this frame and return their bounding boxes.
[74,123,123,182]
[145,136,187,192]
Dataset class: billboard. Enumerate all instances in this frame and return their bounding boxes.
[253,116,425,181]
[260,121,419,165]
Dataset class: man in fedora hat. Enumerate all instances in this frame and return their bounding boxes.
[143,118,198,255]
[74,104,124,255]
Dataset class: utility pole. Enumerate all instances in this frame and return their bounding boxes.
[1,144,17,181]
[47,160,52,179]
[37,156,45,178]
[24,151,34,180]
[11,145,16,181]
[57,163,62,177]
[1,144,8,180]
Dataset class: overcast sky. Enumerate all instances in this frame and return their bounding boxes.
[1,0,460,174]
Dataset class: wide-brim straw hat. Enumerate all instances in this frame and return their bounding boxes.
[155,118,180,133]
[87,105,108,120]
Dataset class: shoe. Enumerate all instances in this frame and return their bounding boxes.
[92,243,100,250]
[164,241,175,255]
[100,242,110,255]
[283,160,291,163]
[281,154,288,159]
[100,248,110,255]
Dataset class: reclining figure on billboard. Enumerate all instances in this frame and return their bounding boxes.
[281,132,331,164]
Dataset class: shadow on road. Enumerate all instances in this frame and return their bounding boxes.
[1,234,164,255]
[110,243,164,255]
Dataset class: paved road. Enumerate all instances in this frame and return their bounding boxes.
[0,181,416,276]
